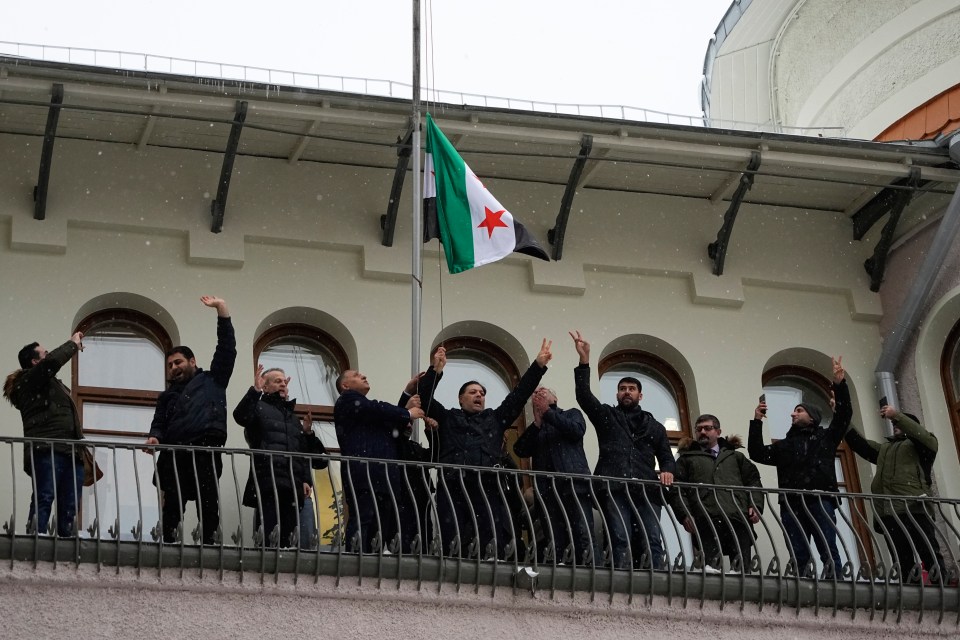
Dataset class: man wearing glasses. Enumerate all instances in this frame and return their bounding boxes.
[671,414,763,573]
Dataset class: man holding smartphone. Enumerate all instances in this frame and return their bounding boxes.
[748,356,850,579]
[844,405,946,583]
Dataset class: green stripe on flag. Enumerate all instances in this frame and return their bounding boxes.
[426,114,475,273]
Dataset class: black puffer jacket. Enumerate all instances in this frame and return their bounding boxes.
[149,316,236,445]
[748,379,851,504]
[233,387,326,507]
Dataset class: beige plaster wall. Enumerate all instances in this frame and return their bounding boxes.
[0,126,940,535]
[0,563,956,640]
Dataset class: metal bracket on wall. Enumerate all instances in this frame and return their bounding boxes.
[210,100,248,233]
[863,166,922,292]
[548,134,593,261]
[707,151,762,276]
[33,83,64,221]
[380,125,414,247]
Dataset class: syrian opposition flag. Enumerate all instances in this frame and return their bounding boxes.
[423,113,549,274]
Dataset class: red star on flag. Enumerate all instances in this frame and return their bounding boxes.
[477,207,509,238]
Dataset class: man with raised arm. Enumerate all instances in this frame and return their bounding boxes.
[234,365,327,548]
[4,332,86,536]
[748,356,850,579]
[845,405,946,582]
[417,340,552,559]
[569,330,675,570]
[145,296,236,546]
[334,369,425,554]
[513,386,594,565]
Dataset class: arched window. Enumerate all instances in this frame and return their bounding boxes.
[431,337,523,466]
[72,309,173,539]
[762,365,872,572]
[598,350,691,441]
[253,324,350,547]
[254,324,348,450]
[941,318,960,462]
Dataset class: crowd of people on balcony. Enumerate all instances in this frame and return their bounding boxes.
[3,296,951,584]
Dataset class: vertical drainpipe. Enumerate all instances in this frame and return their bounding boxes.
[874,133,960,435]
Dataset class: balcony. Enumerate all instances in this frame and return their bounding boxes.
[1,436,957,629]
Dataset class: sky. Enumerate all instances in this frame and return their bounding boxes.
[2,0,730,118]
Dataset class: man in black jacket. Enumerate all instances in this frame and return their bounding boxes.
[417,340,552,559]
[748,356,850,579]
[234,365,327,548]
[145,296,236,545]
[570,331,675,570]
[335,369,425,554]
[4,332,86,536]
[513,387,594,565]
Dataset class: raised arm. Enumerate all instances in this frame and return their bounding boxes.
[883,406,938,453]
[747,402,776,466]
[826,356,852,444]
[416,347,447,419]
[19,335,82,390]
[492,339,551,426]
[569,330,605,424]
[201,296,236,387]
[843,425,880,464]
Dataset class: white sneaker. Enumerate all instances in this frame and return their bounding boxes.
[702,566,722,574]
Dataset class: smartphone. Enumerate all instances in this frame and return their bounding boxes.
[879,395,887,408]
[759,394,766,415]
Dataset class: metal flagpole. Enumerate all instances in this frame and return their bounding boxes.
[410,0,423,439]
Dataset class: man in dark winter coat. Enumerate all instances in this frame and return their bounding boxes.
[845,405,946,582]
[671,414,763,573]
[569,331,675,570]
[335,369,425,554]
[417,340,552,559]
[234,365,327,548]
[4,332,86,536]
[514,386,595,565]
[145,296,236,546]
[749,356,851,579]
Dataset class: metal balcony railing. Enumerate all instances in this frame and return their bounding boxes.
[0,436,957,624]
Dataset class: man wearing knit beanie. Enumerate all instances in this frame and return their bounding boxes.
[748,356,851,580]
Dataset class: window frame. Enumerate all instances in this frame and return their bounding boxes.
[597,349,692,443]
[253,323,350,451]
[940,317,960,463]
[71,309,172,438]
